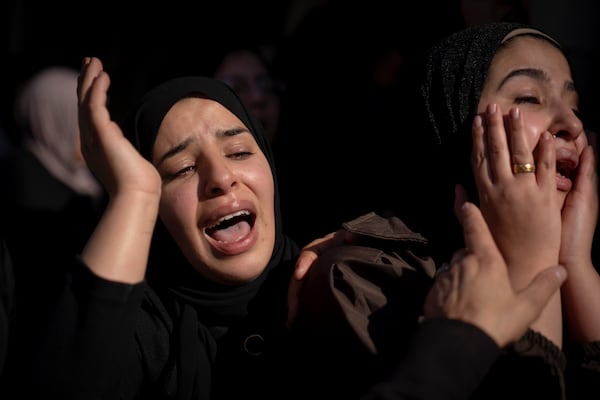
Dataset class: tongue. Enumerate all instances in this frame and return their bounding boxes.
[211,221,251,243]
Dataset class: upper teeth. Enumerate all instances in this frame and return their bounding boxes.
[209,210,250,229]
[219,210,249,222]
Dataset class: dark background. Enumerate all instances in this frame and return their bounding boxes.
[2,0,599,132]
[2,0,599,245]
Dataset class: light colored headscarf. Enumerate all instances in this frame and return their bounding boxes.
[15,67,102,197]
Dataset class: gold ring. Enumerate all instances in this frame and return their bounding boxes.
[512,163,536,174]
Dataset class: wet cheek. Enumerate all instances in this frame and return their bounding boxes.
[247,162,274,190]
[525,127,541,152]
[160,190,195,224]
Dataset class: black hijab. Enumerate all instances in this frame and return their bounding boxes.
[126,74,298,299]
[124,76,300,399]
[416,21,564,263]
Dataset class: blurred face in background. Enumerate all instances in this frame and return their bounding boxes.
[213,49,282,144]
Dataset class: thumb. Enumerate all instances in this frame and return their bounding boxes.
[517,265,567,320]
[453,184,470,222]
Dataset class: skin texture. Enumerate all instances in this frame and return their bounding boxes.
[478,35,585,204]
[473,34,600,347]
[78,57,160,284]
[293,31,600,349]
[77,57,277,287]
[425,201,566,348]
[154,97,275,284]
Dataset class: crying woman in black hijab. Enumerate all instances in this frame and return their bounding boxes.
[31,56,306,400]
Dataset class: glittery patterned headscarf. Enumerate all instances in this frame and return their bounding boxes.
[421,21,560,147]
[417,21,564,262]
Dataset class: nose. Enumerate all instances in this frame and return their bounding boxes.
[199,156,237,198]
[550,104,584,141]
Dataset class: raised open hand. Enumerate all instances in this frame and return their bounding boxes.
[77,57,161,198]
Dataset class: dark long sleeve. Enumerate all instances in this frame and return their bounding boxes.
[26,258,146,400]
[363,317,501,400]
[0,239,15,379]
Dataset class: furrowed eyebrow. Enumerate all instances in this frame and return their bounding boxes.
[217,126,248,138]
[156,136,195,167]
[155,126,250,166]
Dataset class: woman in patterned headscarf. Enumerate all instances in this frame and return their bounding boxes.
[413,21,600,399]
[294,21,600,400]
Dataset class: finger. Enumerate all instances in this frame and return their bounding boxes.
[87,70,111,111]
[297,229,350,277]
[485,103,513,181]
[78,57,103,104]
[289,228,348,326]
[79,70,112,154]
[507,107,535,171]
[472,113,492,190]
[77,57,91,102]
[423,271,453,317]
[578,129,592,154]
[534,131,557,188]
[458,202,502,266]
[515,265,566,322]
[453,183,469,223]
[293,250,319,280]
[573,145,597,196]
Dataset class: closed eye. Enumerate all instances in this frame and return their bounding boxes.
[515,96,540,104]
[229,151,254,160]
[162,165,196,181]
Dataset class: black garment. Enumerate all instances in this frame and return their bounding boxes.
[3,148,104,273]
[0,148,105,397]
[390,21,600,399]
[30,214,500,400]
[30,257,299,400]
[25,74,300,400]
[363,318,501,400]
[293,209,597,400]
[293,211,439,399]
[0,239,15,380]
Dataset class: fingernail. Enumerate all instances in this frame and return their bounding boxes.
[510,107,520,119]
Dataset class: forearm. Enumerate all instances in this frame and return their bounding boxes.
[507,258,563,348]
[82,191,160,284]
[529,293,563,348]
[562,261,600,342]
